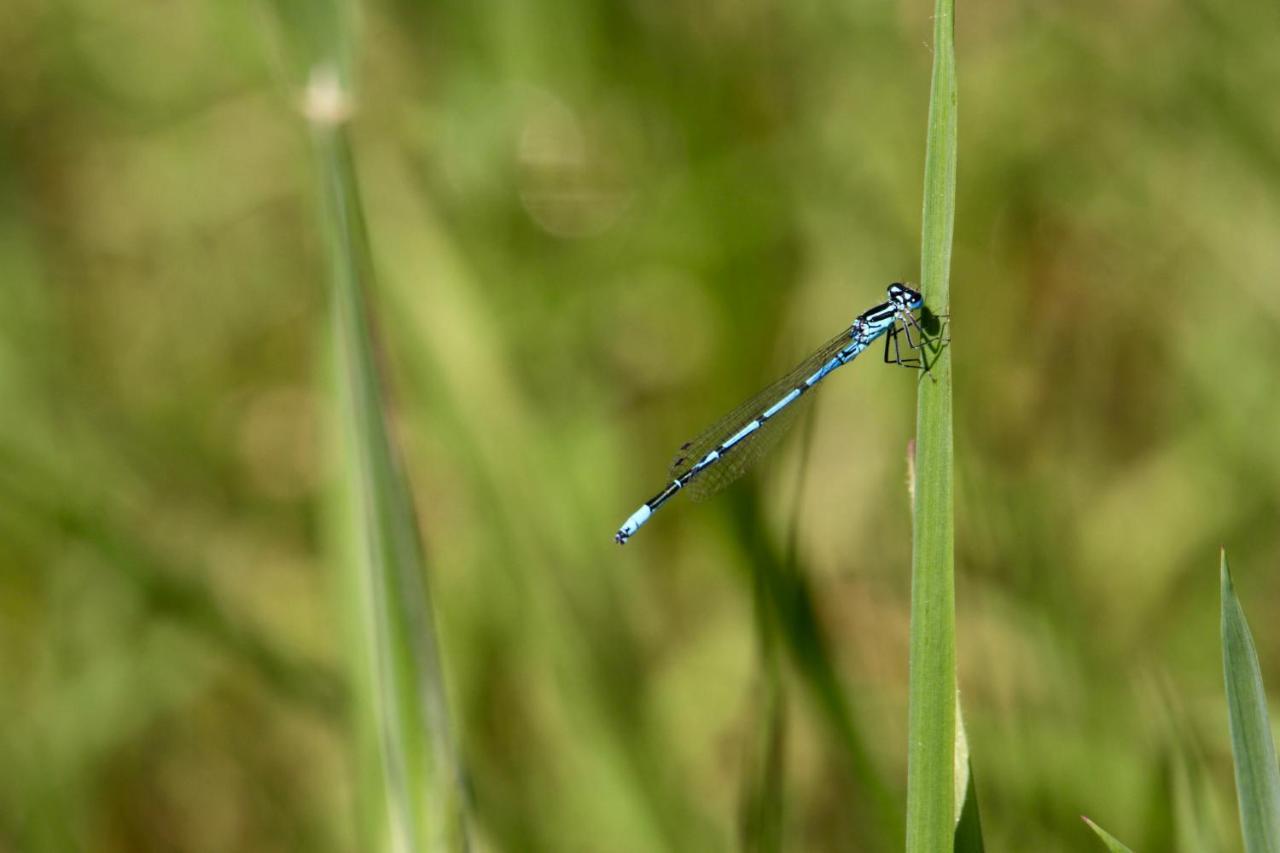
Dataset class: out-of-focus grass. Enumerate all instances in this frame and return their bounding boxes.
[727,487,900,848]
[2,0,1280,850]
[310,70,469,850]
[1083,816,1136,852]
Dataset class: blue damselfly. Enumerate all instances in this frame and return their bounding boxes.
[615,283,928,544]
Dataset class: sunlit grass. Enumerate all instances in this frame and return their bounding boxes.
[4,0,1280,849]
[1220,549,1280,853]
[905,0,958,846]
[1082,815,1136,852]
[308,67,469,852]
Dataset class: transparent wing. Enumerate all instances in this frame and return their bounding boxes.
[682,387,810,501]
[669,326,855,502]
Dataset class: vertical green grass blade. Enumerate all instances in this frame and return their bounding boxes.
[1082,816,1137,852]
[728,490,900,849]
[309,71,469,853]
[1221,549,1280,853]
[906,0,957,847]
[737,576,786,853]
[1171,744,1225,853]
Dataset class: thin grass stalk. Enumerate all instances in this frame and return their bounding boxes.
[1082,817,1137,853]
[739,561,787,853]
[737,404,821,852]
[728,486,900,849]
[905,0,958,846]
[307,69,469,853]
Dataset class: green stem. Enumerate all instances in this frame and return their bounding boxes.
[309,70,469,853]
[905,0,958,847]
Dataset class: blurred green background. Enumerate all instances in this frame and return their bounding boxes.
[3,0,1279,850]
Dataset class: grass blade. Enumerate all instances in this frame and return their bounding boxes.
[737,597,786,853]
[953,702,985,853]
[728,489,900,849]
[1172,745,1221,853]
[1082,816,1137,852]
[953,761,984,853]
[308,69,469,853]
[905,0,958,846]
[1221,549,1280,853]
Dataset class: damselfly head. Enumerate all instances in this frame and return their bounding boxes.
[888,282,923,310]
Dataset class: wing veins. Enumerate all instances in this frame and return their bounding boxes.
[669,325,854,499]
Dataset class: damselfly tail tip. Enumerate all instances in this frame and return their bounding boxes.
[615,505,651,545]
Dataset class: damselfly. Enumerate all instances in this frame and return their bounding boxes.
[615,282,929,544]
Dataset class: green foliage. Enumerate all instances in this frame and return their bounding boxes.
[906,0,958,845]
[1221,550,1280,853]
[954,705,987,853]
[728,488,900,848]
[2,0,1280,849]
[1083,816,1137,852]
[954,763,986,852]
[314,96,470,852]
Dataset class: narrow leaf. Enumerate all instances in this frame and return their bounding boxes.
[1082,816,1136,853]
[953,761,985,853]
[728,490,900,848]
[309,68,469,853]
[737,629,786,853]
[905,0,958,846]
[1171,742,1224,853]
[953,701,986,853]
[1221,549,1280,853]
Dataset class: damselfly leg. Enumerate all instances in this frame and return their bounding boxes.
[884,321,924,369]
[885,308,950,374]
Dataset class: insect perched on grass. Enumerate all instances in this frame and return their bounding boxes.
[615,282,933,544]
